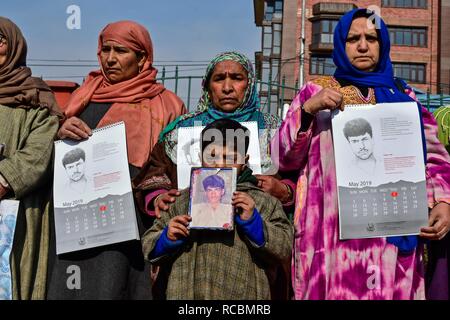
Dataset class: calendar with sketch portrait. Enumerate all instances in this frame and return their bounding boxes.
[188,167,236,230]
[332,102,428,239]
[53,122,139,254]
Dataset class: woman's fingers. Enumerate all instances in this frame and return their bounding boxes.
[420,232,437,240]
[76,119,92,136]
[161,196,175,205]
[173,214,192,225]
[157,200,170,211]
[232,194,250,205]
[232,193,255,215]
[168,215,192,240]
[303,88,344,114]
[327,90,343,105]
[58,117,92,140]
[167,189,181,197]
[172,223,189,235]
[58,128,83,140]
[168,224,189,239]
[154,207,162,219]
[423,203,450,240]
[154,200,166,218]
[420,220,448,240]
[318,90,343,111]
[155,191,182,218]
[256,175,276,190]
[232,198,248,206]
[68,124,90,139]
[420,231,442,240]
[428,211,438,227]
[255,174,269,181]
[429,219,446,237]
[420,226,438,234]
[437,227,450,240]
[157,192,178,209]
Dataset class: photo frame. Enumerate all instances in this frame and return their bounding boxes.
[188,167,237,230]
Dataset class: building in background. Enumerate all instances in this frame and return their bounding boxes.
[254,0,448,115]
[253,0,288,115]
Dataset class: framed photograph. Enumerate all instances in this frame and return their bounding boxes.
[188,167,237,230]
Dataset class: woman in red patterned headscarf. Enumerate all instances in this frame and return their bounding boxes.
[59,20,185,169]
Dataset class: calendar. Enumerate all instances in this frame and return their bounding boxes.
[53,122,139,254]
[332,102,428,239]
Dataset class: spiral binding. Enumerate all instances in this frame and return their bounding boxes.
[55,121,125,144]
[345,104,375,109]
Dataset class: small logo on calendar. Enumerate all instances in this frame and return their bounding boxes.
[78,237,86,245]
[367,223,375,232]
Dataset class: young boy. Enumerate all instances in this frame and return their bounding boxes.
[141,119,293,299]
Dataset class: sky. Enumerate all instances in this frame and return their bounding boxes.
[2,0,261,109]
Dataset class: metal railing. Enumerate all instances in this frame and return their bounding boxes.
[418,91,450,112]
[157,69,298,115]
[157,66,450,115]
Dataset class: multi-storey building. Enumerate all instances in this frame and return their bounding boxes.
[254,0,447,115]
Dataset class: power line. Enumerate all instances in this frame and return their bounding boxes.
[29,58,241,63]
[28,63,210,68]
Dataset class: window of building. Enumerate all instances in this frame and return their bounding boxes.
[270,94,278,107]
[382,0,427,8]
[273,23,282,32]
[264,32,272,48]
[310,55,336,75]
[263,26,272,57]
[264,2,274,21]
[275,0,283,11]
[393,63,426,83]
[264,0,283,21]
[271,59,280,81]
[389,27,427,47]
[260,83,268,93]
[312,20,338,45]
[262,61,270,84]
[273,23,282,55]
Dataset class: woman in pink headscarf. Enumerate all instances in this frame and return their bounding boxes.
[47,20,186,299]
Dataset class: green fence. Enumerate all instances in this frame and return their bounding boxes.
[417,92,450,113]
[157,67,450,115]
[157,68,298,115]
